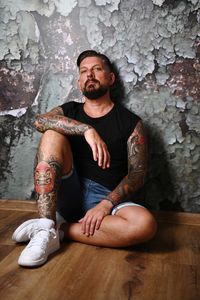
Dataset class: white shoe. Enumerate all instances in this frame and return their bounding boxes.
[18,219,60,267]
[12,219,40,242]
[12,214,66,243]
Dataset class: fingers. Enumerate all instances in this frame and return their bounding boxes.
[79,214,104,236]
[91,142,110,169]
[96,144,110,169]
[104,148,110,168]
[78,201,112,237]
[90,141,110,169]
[84,129,110,169]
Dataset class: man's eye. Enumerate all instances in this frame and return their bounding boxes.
[94,67,102,71]
[80,70,87,74]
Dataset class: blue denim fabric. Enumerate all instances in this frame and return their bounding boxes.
[80,177,111,212]
[57,168,111,222]
[57,168,143,222]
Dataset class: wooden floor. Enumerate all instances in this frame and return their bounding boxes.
[0,200,199,300]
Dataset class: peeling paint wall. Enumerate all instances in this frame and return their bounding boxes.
[0,0,199,212]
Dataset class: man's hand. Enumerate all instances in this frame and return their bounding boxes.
[84,128,110,169]
[33,115,48,133]
[78,200,113,236]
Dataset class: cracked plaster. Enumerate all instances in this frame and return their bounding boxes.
[79,0,200,82]
[152,0,165,6]
[0,0,200,212]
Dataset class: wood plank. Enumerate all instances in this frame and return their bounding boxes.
[153,210,200,226]
[0,200,37,212]
[0,202,199,300]
[0,241,199,300]
[134,222,200,266]
[0,209,38,246]
[0,245,16,261]
[0,199,200,225]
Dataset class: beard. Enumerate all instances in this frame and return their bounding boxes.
[82,79,109,100]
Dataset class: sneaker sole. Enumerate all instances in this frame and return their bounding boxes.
[12,219,40,242]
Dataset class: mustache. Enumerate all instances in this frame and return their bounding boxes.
[85,79,100,86]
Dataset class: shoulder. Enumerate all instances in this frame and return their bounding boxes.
[115,103,141,127]
[111,103,141,138]
[115,103,139,118]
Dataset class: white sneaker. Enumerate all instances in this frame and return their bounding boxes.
[12,219,40,242]
[18,219,60,267]
[12,214,66,243]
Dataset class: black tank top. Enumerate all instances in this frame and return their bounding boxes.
[60,101,140,190]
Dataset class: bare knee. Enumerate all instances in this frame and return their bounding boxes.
[118,208,157,246]
[37,130,73,175]
[136,212,157,242]
[39,130,68,146]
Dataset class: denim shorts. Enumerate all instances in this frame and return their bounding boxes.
[57,168,143,222]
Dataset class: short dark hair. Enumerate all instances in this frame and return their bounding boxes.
[77,50,113,72]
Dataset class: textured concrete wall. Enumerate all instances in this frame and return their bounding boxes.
[0,0,199,212]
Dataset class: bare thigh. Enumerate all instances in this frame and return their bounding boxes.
[36,129,73,176]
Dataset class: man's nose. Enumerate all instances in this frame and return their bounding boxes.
[87,69,94,78]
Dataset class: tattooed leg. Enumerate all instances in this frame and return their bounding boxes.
[34,158,62,222]
[33,130,73,222]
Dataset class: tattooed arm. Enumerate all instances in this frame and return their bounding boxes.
[105,120,147,205]
[34,106,92,135]
[33,106,110,169]
[79,120,147,236]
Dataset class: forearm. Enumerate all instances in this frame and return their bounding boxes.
[105,171,146,205]
[34,114,92,136]
[104,120,147,205]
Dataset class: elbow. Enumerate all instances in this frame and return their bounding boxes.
[32,115,39,128]
[126,175,145,197]
[32,114,45,131]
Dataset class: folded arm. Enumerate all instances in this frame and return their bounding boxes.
[33,106,110,169]
[34,106,92,135]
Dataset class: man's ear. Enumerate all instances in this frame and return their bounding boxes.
[109,72,115,86]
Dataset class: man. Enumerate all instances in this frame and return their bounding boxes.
[12,50,157,267]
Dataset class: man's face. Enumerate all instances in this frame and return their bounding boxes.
[78,56,115,100]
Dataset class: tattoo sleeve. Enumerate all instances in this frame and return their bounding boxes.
[33,106,92,136]
[34,152,62,221]
[106,120,147,204]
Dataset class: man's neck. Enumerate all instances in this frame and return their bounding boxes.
[83,96,114,118]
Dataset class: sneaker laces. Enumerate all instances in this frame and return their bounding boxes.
[27,228,57,250]
[27,224,44,239]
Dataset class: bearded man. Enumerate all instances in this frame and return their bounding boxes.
[12,50,157,267]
